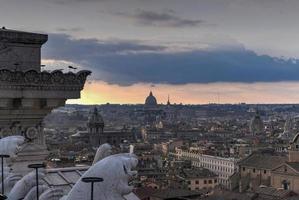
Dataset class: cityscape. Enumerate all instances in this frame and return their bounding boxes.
[2,0,299,200]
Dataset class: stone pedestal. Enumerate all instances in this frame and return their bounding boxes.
[7,143,49,176]
[0,28,47,72]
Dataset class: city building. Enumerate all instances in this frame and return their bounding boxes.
[177,168,218,190]
[145,91,158,107]
[238,149,287,192]
[249,111,264,135]
[87,107,104,147]
[176,148,239,189]
[71,107,135,146]
[271,133,299,193]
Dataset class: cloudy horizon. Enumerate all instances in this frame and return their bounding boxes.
[3,0,299,104]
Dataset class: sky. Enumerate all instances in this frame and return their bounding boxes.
[2,0,299,104]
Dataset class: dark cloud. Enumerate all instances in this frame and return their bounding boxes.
[43,0,105,5]
[56,27,84,32]
[43,34,165,56]
[42,33,299,85]
[119,9,205,28]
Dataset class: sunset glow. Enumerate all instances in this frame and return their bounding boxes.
[67,81,299,105]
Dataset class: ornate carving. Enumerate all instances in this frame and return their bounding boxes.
[24,70,40,83]
[25,127,38,141]
[0,69,12,81]
[0,128,12,137]
[51,70,65,84]
[0,69,91,90]
[40,71,52,84]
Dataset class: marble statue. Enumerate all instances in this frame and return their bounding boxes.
[0,136,24,196]
[65,153,138,200]
[92,143,112,165]
[0,137,139,200]
[0,136,24,156]
[8,170,45,200]
[6,169,64,200]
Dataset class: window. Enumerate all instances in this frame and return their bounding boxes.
[13,98,22,108]
[253,168,256,173]
[214,179,217,183]
[208,180,212,184]
[40,99,47,108]
[243,167,245,171]
[204,180,207,184]
[264,170,267,174]
[195,180,199,184]
[282,180,289,190]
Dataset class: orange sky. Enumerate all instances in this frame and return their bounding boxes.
[67,80,299,105]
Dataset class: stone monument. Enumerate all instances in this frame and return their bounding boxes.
[0,28,91,174]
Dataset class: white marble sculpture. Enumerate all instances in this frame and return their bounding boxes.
[65,153,138,200]
[8,170,45,200]
[0,137,139,200]
[0,136,25,195]
[0,136,25,156]
[0,136,63,200]
[92,143,112,165]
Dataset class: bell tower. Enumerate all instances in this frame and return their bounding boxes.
[87,107,104,147]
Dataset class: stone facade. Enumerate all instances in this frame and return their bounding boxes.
[0,28,47,71]
[289,133,299,162]
[270,133,299,193]
[271,163,299,193]
[238,151,286,192]
[177,168,218,191]
[0,28,90,175]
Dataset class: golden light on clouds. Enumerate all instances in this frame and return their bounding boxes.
[67,81,299,105]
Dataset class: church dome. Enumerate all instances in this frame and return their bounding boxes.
[145,91,157,106]
[250,111,264,135]
[88,107,104,128]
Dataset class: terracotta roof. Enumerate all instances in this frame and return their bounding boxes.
[286,162,299,173]
[180,168,217,179]
[255,187,295,199]
[239,152,287,169]
[150,188,203,199]
[134,187,156,199]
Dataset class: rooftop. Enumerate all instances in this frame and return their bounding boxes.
[180,168,217,179]
[286,162,299,172]
[239,152,287,169]
[150,188,203,199]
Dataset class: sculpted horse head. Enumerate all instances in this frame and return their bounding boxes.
[65,153,138,200]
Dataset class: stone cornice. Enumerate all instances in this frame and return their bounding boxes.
[0,29,48,45]
[0,69,91,91]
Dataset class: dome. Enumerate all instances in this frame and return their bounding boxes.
[88,107,104,128]
[250,112,264,135]
[145,91,157,106]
